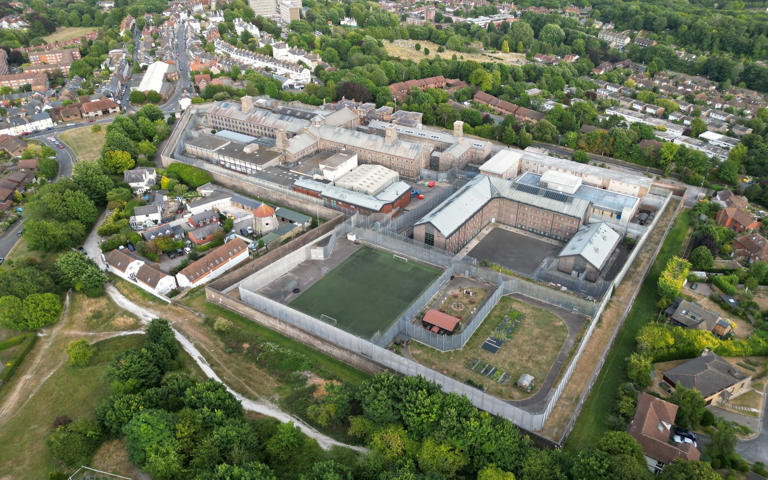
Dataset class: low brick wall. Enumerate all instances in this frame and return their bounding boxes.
[208,213,344,291]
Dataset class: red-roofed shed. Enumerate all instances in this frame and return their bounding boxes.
[422,309,461,334]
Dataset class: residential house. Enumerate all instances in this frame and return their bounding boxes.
[0,134,26,157]
[176,238,249,288]
[628,393,700,473]
[50,103,83,123]
[663,350,751,405]
[134,263,177,295]
[130,205,162,230]
[81,98,120,118]
[124,167,157,194]
[664,298,732,338]
[712,190,747,210]
[733,233,768,263]
[716,206,759,233]
[0,186,15,210]
[188,209,220,228]
[17,158,37,173]
[188,223,223,245]
[104,249,143,279]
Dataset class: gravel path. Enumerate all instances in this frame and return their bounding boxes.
[106,285,367,453]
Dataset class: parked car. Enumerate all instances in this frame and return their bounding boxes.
[184,247,191,254]
[168,251,176,259]
[673,427,697,442]
[672,435,697,447]
[57,144,64,149]
[126,243,135,252]
[246,226,254,235]
[176,248,184,256]
[240,228,249,236]
[0,257,4,265]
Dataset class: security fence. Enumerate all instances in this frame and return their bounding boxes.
[342,217,455,268]
[231,190,672,433]
[556,190,674,443]
[237,286,548,431]
[371,265,455,347]
[406,279,504,351]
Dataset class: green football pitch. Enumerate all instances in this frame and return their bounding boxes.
[289,246,442,338]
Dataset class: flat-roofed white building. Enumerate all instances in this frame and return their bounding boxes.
[319,151,357,181]
[539,170,583,194]
[136,61,169,93]
[334,164,399,196]
[479,149,522,179]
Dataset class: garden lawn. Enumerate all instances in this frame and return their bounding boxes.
[565,209,691,451]
[409,296,568,400]
[289,246,442,338]
[59,125,107,162]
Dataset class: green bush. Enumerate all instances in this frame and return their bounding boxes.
[66,339,96,367]
[164,162,212,188]
[0,333,36,382]
[712,274,738,295]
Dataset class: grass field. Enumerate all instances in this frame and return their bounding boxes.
[384,39,526,65]
[289,246,442,338]
[565,209,691,451]
[43,27,95,43]
[410,296,568,400]
[59,125,107,162]
[0,334,144,479]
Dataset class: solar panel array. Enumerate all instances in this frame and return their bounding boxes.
[514,183,570,203]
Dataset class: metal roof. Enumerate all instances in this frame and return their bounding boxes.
[557,222,620,270]
[479,148,522,175]
[415,175,495,237]
[294,178,410,212]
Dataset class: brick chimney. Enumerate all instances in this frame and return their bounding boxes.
[454,120,464,139]
[385,124,397,145]
[241,95,253,113]
[275,129,287,150]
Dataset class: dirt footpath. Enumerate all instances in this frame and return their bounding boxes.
[539,197,681,441]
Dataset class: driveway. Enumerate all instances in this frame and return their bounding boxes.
[735,391,768,464]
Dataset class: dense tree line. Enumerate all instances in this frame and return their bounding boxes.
[48,317,725,479]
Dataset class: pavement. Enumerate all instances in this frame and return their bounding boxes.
[734,389,768,464]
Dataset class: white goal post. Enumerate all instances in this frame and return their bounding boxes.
[320,313,338,326]
[393,254,409,263]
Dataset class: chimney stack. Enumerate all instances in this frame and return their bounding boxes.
[454,120,464,139]
[241,95,253,113]
[275,129,287,150]
[385,124,397,145]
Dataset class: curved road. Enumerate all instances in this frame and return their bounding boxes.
[105,285,367,453]
[0,133,77,260]
[734,395,768,464]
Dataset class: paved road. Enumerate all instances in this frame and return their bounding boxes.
[0,133,78,261]
[0,221,22,261]
[734,391,768,464]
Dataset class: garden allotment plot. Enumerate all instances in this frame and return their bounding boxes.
[289,246,441,338]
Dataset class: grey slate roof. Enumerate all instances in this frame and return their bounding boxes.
[558,222,621,270]
[663,351,748,398]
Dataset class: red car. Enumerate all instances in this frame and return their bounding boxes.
[57,144,64,149]
[88,118,95,123]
